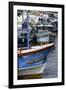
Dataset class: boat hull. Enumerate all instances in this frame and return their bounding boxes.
[18,63,46,76]
[17,43,54,77]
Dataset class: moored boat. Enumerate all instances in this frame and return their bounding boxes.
[18,43,54,77]
[17,11,55,79]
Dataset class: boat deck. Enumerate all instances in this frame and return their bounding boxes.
[17,43,54,56]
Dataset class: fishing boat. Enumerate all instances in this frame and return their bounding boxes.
[36,24,50,44]
[17,11,54,78]
[36,16,54,44]
[18,43,54,77]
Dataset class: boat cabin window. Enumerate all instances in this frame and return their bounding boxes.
[18,33,27,48]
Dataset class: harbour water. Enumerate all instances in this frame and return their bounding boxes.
[43,37,58,78]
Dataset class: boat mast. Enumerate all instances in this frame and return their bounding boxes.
[26,11,30,49]
[22,10,30,49]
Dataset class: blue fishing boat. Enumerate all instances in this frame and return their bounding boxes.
[18,43,54,76]
[17,11,54,77]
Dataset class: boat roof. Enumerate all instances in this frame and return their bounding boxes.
[37,24,53,27]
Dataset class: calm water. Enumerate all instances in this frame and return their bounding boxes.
[43,37,58,78]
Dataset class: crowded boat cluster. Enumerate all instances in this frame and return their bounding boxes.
[17,10,58,79]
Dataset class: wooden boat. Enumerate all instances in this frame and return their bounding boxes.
[17,13,55,78]
[18,43,54,77]
[17,43,54,56]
